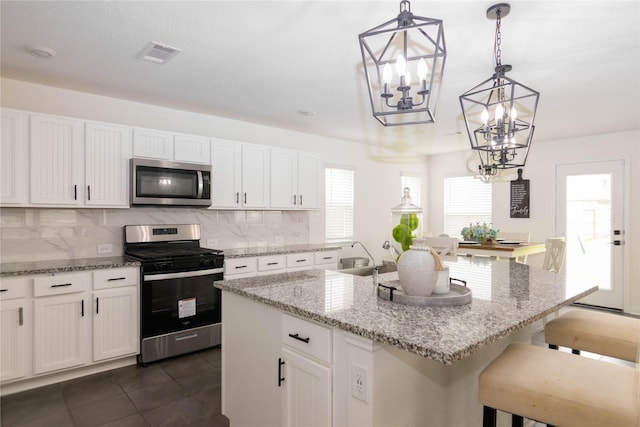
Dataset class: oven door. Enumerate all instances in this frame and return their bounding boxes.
[141,267,222,339]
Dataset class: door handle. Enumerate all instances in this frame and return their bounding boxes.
[87,185,91,201]
[609,240,624,246]
[278,358,285,387]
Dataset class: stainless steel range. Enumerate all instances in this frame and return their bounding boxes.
[124,224,224,365]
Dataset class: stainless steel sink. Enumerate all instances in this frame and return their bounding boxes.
[337,263,397,276]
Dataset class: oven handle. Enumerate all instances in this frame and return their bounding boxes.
[144,267,223,282]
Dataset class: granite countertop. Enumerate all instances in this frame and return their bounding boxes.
[1,257,140,277]
[222,243,342,259]
[215,257,597,365]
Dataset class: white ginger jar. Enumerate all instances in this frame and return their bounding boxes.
[397,238,445,297]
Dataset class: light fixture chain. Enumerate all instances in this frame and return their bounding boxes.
[494,9,502,67]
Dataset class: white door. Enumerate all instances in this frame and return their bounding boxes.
[93,287,138,361]
[556,160,626,309]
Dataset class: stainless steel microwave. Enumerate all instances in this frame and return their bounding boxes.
[130,158,211,207]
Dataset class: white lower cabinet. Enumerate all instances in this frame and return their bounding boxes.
[33,291,91,374]
[282,347,332,427]
[2,267,139,389]
[0,278,31,382]
[222,292,333,427]
[225,251,338,279]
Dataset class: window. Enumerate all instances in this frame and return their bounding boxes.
[401,173,422,207]
[443,176,492,238]
[325,167,354,242]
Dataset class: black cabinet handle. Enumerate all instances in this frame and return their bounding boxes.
[51,283,72,288]
[278,358,285,387]
[267,262,279,266]
[96,297,99,314]
[293,195,297,205]
[296,259,307,263]
[0,289,7,292]
[18,307,23,326]
[299,195,303,205]
[74,184,77,200]
[107,277,126,281]
[235,265,248,269]
[87,185,91,201]
[244,192,247,204]
[288,333,310,343]
[236,192,239,204]
[81,299,84,317]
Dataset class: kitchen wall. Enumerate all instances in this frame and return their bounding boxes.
[426,130,640,314]
[0,78,427,265]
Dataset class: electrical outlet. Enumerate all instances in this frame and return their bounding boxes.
[97,244,113,254]
[351,364,368,403]
[206,239,219,248]
[274,235,284,244]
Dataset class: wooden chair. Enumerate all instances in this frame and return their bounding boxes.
[542,237,566,273]
[479,342,639,427]
[423,237,458,259]
[497,231,530,263]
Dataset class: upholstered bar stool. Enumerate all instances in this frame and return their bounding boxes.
[478,342,639,427]
[545,309,640,362]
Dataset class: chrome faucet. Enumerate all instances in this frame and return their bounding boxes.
[351,241,378,285]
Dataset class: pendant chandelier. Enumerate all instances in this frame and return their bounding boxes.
[358,0,446,126]
[459,3,539,169]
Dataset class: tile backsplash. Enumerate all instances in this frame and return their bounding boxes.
[0,208,310,263]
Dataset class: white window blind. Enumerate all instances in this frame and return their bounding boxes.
[401,173,422,207]
[325,167,354,242]
[443,176,492,238]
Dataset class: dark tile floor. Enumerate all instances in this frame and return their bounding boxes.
[0,346,228,427]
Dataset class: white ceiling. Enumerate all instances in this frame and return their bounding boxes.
[2,1,639,156]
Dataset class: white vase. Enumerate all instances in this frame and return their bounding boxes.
[397,238,439,297]
[432,266,450,295]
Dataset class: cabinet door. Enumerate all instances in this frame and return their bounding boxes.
[30,114,84,205]
[174,133,211,164]
[270,148,297,209]
[1,110,28,205]
[33,293,90,374]
[211,139,242,208]
[297,152,322,209]
[0,299,30,382]
[241,143,270,208]
[93,287,138,361]
[282,347,332,427]
[133,128,172,160]
[85,122,132,207]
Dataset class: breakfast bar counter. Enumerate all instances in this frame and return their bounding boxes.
[215,257,597,426]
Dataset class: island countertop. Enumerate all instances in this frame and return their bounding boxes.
[215,257,597,364]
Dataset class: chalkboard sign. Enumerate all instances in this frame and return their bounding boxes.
[510,169,530,218]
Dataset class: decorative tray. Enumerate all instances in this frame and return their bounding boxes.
[377,279,472,307]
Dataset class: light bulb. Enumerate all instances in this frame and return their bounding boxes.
[510,106,517,121]
[395,54,407,76]
[382,64,392,84]
[417,58,428,81]
[405,69,412,86]
[495,104,504,125]
[481,108,489,124]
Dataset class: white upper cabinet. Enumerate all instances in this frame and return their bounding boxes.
[174,133,211,164]
[1,109,28,205]
[30,113,84,206]
[133,128,211,164]
[270,148,321,209]
[85,122,132,207]
[132,128,173,160]
[211,138,242,208]
[241,143,270,208]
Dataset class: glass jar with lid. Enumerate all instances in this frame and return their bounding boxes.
[388,187,423,261]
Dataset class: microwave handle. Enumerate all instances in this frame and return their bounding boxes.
[196,171,204,199]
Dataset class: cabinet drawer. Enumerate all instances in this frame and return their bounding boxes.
[314,251,339,266]
[258,255,286,272]
[33,272,91,297]
[286,253,313,269]
[225,257,258,277]
[93,267,139,290]
[282,313,331,363]
[0,276,30,300]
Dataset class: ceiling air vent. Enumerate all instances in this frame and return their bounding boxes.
[137,42,181,64]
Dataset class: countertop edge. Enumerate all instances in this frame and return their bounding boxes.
[1,257,141,277]
[222,244,342,259]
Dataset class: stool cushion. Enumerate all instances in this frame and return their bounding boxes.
[545,309,640,362]
[479,342,639,427]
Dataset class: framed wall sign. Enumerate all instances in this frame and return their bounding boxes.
[510,169,530,218]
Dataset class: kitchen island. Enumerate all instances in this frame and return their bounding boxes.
[215,257,597,427]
